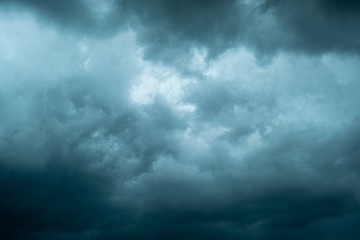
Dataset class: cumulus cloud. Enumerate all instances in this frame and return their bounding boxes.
[0,1,360,240]
[2,0,360,65]
[122,0,360,64]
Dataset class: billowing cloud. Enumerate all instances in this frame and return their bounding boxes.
[2,0,360,63]
[261,0,360,55]
[0,1,360,240]
[123,0,360,60]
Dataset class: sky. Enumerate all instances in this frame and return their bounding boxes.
[0,0,360,239]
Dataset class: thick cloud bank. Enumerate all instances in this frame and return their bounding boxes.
[0,1,360,239]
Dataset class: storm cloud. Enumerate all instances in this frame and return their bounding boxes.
[0,1,360,240]
[2,0,360,61]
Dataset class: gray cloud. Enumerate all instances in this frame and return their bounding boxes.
[119,0,248,64]
[2,0,360,65]
[0,2,360,240]
[260,0,360,55]
[120,0,360,65]
[0,0,93,28]
[0,0,125,37]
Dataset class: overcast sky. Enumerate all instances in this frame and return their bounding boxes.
[1,0,360,239]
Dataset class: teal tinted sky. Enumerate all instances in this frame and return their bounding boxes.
[1,1,360,239]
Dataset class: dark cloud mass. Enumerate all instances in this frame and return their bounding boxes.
[2,0,360,61]
[260,0,360,55]
[0,0,360,239]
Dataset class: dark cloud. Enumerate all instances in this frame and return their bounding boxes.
[319,0,360,14]
[1,1,360,240]
[1,117,360,239]
[120,0,360,63]
[119,0,248,63]
[261,0,360,55]
[1,0,359,63]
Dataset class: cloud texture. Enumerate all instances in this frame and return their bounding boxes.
[0,1,360,239]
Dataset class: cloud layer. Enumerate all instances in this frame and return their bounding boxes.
[0,1,360,239]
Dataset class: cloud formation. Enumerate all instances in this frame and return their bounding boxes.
[2,0,360,62]
[0,1,360,239]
